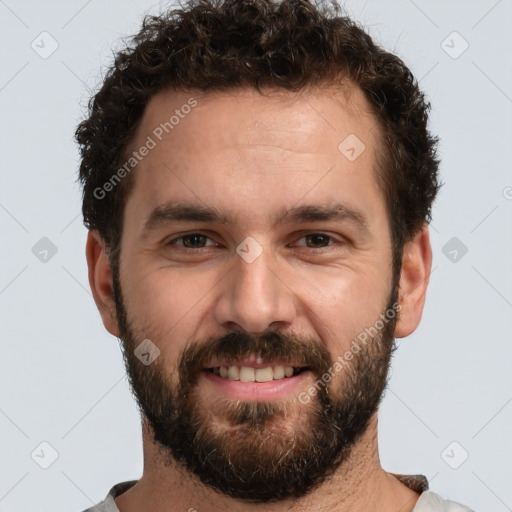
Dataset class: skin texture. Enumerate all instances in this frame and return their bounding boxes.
[86,83,432,511]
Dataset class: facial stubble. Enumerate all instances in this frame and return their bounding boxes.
[111,262,399,503]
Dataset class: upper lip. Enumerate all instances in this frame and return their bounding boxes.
[204,357,306,369]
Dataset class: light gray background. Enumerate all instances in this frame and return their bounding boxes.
[1,1,511,511]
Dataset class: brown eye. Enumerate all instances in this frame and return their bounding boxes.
[168,233,215,249]
[303,234,332,248]
[181,234,208,248]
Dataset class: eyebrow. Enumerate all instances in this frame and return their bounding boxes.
[141,200,370,236]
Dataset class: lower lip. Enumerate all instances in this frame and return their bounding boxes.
[201,370,311,401]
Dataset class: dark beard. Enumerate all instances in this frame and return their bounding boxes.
[112,265,398,503]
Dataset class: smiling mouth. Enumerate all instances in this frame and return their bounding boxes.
[203,365,310,382]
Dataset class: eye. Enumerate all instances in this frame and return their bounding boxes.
[167,233,218,249]
[165,231,343,252]
[291,232,344,250]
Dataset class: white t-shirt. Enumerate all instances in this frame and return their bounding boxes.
[81,474,475,511]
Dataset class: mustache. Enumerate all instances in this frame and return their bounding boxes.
[177,330,333,383]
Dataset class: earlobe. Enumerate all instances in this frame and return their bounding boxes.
[394,224,433,339]
[85,230,120,337]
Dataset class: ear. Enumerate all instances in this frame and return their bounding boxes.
[394,224,433,338]
[85,230,120,337]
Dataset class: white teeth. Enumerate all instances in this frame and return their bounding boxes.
[273,365,285,379]
[239,366,255,382]
[228,366,240,380]
[213,364,302,381]
[255,367,273,382]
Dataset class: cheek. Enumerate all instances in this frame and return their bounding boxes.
[120,264,223,356]
[290,266,388,355]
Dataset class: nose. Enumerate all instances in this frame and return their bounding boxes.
[213,246,297,334]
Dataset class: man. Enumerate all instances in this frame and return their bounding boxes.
[77,0,474,510]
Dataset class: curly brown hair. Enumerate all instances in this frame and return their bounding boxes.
[75,0,440,279]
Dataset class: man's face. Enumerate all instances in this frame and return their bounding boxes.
[112,85,398,501]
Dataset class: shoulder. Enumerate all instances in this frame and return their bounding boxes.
[79,480,138,512]
[413,490,475,512]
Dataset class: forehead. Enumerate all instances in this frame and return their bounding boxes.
[124,83,385,234]
[141,83,377,154]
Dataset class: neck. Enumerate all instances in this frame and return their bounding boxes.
[115,413,420,512]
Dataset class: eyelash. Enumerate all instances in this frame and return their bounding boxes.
[165,232,343,251]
